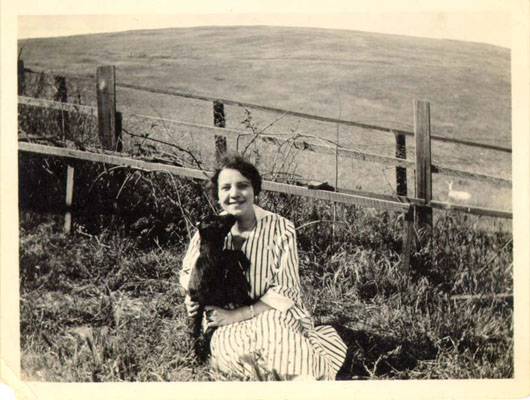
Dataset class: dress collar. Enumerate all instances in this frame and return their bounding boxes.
[253,204,272,221]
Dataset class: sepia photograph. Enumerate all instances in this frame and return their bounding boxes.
[1,0,529,399]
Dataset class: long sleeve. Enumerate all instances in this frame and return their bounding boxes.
[260,219,301,312]
[179,230,201,291]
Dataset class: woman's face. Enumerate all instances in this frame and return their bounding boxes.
[217,168,255,219]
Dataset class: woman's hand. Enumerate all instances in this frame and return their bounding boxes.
[204,306,240,328]
[184,294,200,317]
[204,301,272,327]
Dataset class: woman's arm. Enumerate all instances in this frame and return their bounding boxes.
[205,300,272,327]
[180,231,201,290]
[180,231,201,316]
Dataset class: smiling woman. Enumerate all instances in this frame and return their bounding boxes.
[214,161,260,224]
[179,153,347,380]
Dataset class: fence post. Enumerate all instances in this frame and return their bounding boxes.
[213,100,227,163]
[64,164,75,233]
[18,59,25,95]
[54,76,67,102]
[413,100,433,229]
[54,76,69,140]
[96,65,120,151]
[115,111,123,152]
[394,132,407,196]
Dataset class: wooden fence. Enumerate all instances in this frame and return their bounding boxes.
[17,63,513,269]
[17,96,512,188]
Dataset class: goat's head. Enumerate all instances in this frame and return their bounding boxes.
[197,213,237,243]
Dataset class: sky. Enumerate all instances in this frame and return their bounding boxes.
[15,0,513,48]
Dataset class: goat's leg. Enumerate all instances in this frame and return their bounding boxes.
[188,304,205,362]
[198,326,216,362]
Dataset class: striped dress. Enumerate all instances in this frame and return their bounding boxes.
[179,205,347,380]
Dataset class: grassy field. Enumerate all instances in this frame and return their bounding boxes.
[18,26,512,210]
[17,26,513,381]
[18,154,513,381]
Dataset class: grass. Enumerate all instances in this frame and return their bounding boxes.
[18,166,513,381]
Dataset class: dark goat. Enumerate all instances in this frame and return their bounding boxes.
[187,213,252,362]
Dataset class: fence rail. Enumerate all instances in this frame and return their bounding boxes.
[18,142,411,212]
[17,96,512,188]
[18,142,512,220]
[18,95,96,116]
[118,82,513,154]
[338,187,512,219]
[22,66,512,154]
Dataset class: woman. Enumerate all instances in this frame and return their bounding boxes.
[180,154,347,380]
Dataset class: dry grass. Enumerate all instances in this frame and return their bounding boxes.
[18,170,513,381]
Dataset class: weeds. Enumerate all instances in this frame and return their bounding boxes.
[19,174,513,381]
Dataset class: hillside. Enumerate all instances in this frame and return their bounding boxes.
[18,26,512,209]
[18,26,511,142]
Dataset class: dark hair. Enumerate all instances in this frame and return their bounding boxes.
[209,153,262,202]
